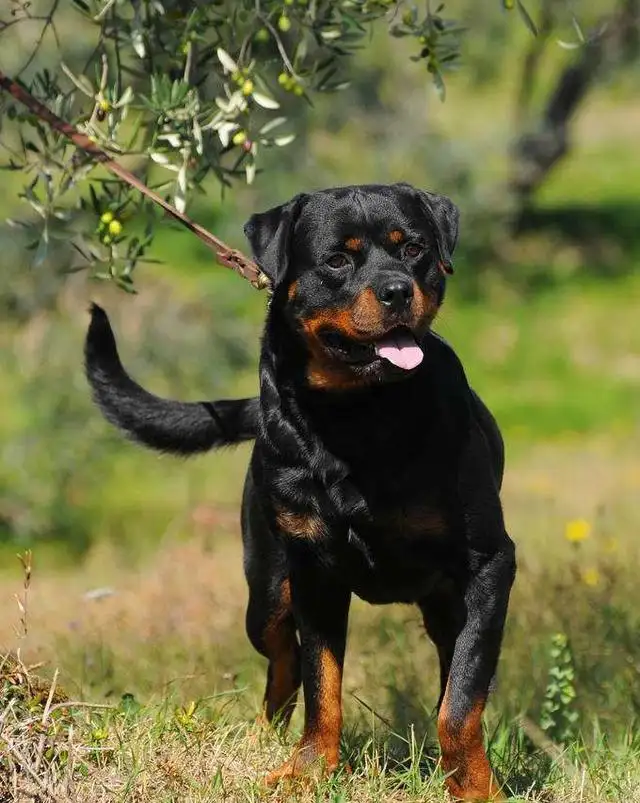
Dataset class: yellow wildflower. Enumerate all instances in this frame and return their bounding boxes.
[581,568,600,588]
[565,519,591,544]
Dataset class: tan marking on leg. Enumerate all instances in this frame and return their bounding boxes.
[311,647,343,764]
[438,692,504,801]
[265,646,344,785]
[262,579,299,727]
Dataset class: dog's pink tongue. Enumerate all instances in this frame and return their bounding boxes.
[374,330,423,370]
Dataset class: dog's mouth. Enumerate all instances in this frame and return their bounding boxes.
[320,326,424,371]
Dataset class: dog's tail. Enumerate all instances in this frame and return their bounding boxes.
[84,304,258,455]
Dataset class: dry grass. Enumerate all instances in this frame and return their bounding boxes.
[3,667,640,802]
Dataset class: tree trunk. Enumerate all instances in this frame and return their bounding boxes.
[510,0,640,206]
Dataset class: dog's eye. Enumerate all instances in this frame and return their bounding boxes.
[404,243,424,259]
[326,254,350,270]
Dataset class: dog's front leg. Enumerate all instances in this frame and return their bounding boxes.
[266,542,351,786]
[436,415,517,801]
[438,545,515,802]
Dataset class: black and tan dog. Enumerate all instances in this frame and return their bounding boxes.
[85,183,516,801]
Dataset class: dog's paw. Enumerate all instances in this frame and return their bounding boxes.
[265,741,340,787]
[445,777,507,802]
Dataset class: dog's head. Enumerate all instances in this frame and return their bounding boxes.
[244,183,459,390]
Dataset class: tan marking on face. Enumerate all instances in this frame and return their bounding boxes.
[300,298,383,391]
[276,508,325,540]
[307,361,369,391]
[287,280,298,302]
[344,237,364,252]
[415,288,440,329]
[388,229,404,244]
[350,286,386,333]
[438,693,504,800]
[298,284,440,391]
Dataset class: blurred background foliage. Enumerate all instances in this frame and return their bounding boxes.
[0,0,640,750]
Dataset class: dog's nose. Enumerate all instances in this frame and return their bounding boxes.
[376,277,414,311]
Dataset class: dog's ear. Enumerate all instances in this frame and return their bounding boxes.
[397,183,460,272]
[417,189,460,264]
[243,194,308,288]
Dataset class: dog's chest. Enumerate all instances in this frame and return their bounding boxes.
[332,472,465,604]
[295,384,467,601]
[347,434,456,526]
[370,499,449,541]
[338,517,462,604]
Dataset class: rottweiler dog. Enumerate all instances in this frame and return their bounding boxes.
[85,182,516,801]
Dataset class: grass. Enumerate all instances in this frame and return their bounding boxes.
[4,663,640,803]
[439,275,640,440]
